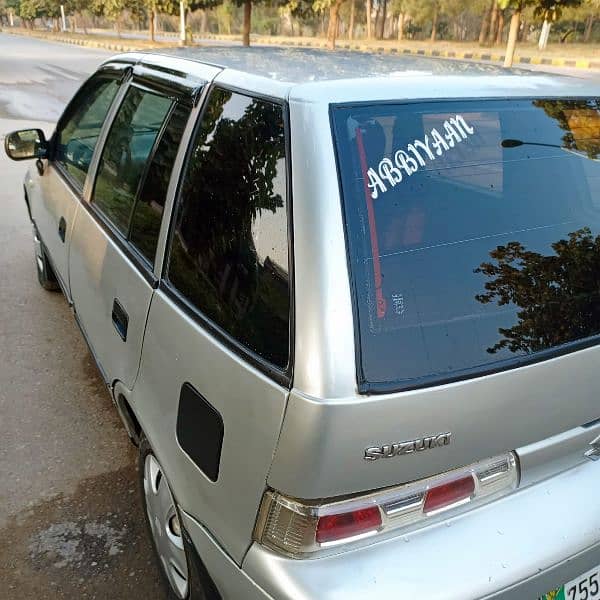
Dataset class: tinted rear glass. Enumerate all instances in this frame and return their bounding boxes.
[332,99,600,391]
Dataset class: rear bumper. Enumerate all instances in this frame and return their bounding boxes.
[240,459,600,600]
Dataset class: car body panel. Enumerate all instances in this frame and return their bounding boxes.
[27,162,79,296]
[287,97,356,400]
[269,338,600,498]
[246,459,600,600]
[68,207,156,388]
[128,289,289,564]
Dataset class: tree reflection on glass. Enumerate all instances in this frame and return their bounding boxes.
[168,88,289,368]
[533,99,600,160]
[475,228,600,355]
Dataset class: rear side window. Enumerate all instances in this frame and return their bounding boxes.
[92,86,173,235]
[55,75,119,190]
[332,99,600,391]
[167,88,290,369]
[130,103,190,265]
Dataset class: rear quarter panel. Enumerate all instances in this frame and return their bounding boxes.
[129,290,289,564]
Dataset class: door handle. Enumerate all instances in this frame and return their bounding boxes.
[111,299,129,342]
[58,217,66,242]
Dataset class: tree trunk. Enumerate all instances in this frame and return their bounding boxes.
[479,0,492,46]
[519,18,527,42]
[200,9,207,34]
[327,0,341,49]
[487,0,498,45]
[366,0,372,39]
[538,18,550,50]
[242,0,251,46]
[179,0,186,45]
[349,0,355,40]
[378,0,387,39]
[495,11,504,45]
[397,12,405,41]
[504,9,520,68]
[149,8,155,41]
[584,13,595,43]
[430,5,438,42]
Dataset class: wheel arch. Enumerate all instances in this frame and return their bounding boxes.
[112,380,142,446]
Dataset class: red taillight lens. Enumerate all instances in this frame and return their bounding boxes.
[423,474,475,514]
[316,506,382,544]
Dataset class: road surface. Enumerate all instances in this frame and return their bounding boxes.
[0,33,164,600]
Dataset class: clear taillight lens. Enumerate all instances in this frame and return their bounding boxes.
[254,452,518,557]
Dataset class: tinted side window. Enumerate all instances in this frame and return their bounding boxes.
[92,87,172,236]
[167,88,290,369]
[129,103,190,265]
[55,75,119,190]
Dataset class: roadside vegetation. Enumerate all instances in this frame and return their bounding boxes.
[1,0,600,66]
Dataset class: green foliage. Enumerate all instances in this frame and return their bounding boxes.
[532,0,582,20]
[18,0,44,20]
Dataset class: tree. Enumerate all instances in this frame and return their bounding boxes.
[581,0,600,41]
[487,0,499,43]
[311,0,346,48]
[479,0,493,44]
[64,0,90,32]
[534,0,581,48]
[498,0,527,66]
[500,0,582,66]
[98,0,126,34]
[232,0,281,45]
[391,0,409,40]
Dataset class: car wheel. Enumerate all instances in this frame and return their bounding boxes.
[34,231,59,291]
[139,435,213,600]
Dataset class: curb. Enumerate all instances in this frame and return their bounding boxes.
[195,32,600,69]
[5,29,600,70]
[2,29,164,52]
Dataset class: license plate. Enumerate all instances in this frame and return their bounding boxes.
[540,566,600,600]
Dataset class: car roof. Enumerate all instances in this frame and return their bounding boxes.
[108,46,600,103]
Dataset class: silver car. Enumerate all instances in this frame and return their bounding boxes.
[6,47,600,600]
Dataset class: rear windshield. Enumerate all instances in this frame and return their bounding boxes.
[332,98,600,392]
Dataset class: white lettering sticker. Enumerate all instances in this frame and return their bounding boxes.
[391,293,406,317]
[364,115,476,199]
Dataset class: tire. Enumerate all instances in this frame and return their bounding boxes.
[138,435,218,600]
[35,239,59,292]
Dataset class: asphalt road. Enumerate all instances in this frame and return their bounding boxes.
[0,33,164,599]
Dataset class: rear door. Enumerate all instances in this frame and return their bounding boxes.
[68,68,196,387]
[30,65,124,295]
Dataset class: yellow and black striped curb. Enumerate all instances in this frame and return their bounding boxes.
[197,32,600,69]
[4,28,600,70]
[2,29,164,52]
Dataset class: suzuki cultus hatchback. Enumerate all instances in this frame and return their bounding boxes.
[6,47,600,599]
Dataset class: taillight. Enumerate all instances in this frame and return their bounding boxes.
[423,474,475,514]
[316,506,382,545]
[255,453,518,558]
